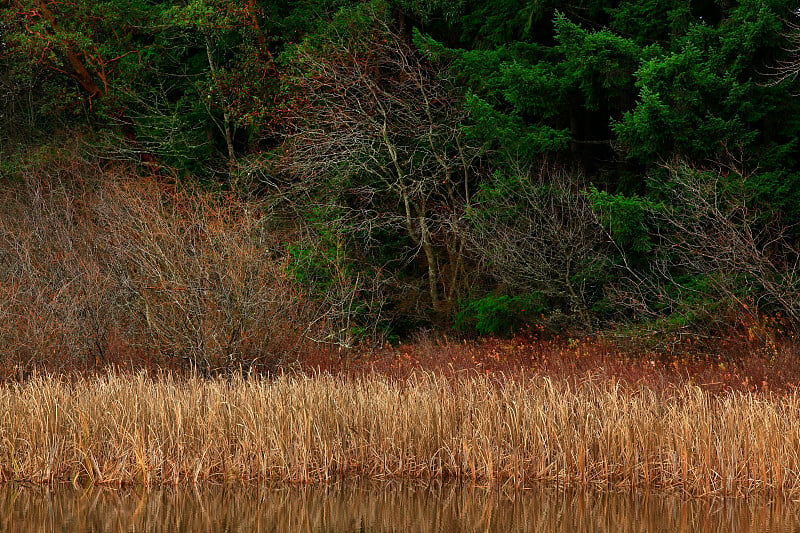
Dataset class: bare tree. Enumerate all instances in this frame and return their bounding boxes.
[278,7,482,315]
[768,17,800,85]
[464,162,606,330]
[603,158,800,337]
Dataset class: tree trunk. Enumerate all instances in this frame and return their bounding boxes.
[34,0,104,99]
[204,34,236,166]
[419,215,442,312]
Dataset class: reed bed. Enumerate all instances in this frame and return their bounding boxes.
[1,371,800,495]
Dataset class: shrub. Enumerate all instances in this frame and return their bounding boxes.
[0,148,336,375]
[455,293,546,336]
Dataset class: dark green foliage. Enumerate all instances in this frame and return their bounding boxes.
[455,293,547,336]
[284,200,399,346]
[656,273,748,332]
[423,0,800,195]
[587,188,657,254]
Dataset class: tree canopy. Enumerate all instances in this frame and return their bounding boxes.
[3,0,800,341]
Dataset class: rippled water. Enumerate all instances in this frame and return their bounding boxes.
[2,482,798,532]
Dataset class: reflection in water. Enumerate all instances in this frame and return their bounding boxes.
[1,482,799,533]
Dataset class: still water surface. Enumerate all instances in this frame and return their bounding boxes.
[1,482,798,532]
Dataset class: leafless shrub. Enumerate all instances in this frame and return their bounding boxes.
[92,179,317,373]
[463,163,606,329]
[604,158,800,339]
[0,147,342,374]
[0,145,122,373]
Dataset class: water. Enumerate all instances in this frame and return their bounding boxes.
[2,482,798,532]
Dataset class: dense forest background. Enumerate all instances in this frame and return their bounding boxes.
[2,0,800,372]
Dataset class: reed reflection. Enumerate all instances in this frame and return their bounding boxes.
[1,483,798,533]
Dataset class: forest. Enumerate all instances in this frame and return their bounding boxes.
[2,0,800,375]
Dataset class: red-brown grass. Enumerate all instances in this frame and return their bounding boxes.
[300,332,800,396]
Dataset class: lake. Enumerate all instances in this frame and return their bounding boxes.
[2,482,797,532]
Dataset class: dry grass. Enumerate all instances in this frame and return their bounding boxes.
[319,333,800,396]
[2,371,800,495]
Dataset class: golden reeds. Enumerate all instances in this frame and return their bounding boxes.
[1,371,800,495]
